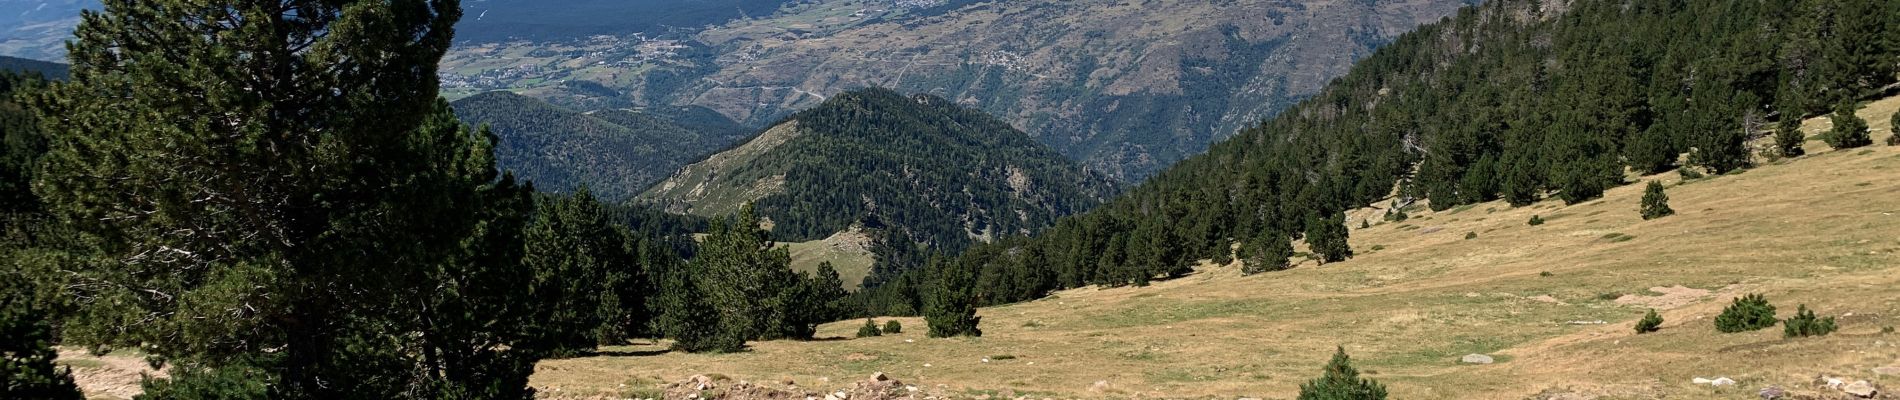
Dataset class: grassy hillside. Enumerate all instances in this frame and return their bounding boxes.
[639,88,1120,251]
[450,91,749,201]
[526,97,1900,399]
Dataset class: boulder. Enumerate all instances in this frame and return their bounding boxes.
[1460,354,1495,364]
[1843,380,1877,398]
[1758,386,1785,399]
[1711,377,1736,387]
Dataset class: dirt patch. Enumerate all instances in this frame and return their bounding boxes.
[1613,285,1711,310]
[58,349,163,400]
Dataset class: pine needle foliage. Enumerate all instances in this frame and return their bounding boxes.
[1640,181,1675,220]
[1826,102,1873,149]
[1782,305,1837,338]
[1715,294,1779,333]
[1297,347,1388,400]
[1635,309,1663,334]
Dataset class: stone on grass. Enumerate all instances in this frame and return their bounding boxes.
[1460,354,1494,364]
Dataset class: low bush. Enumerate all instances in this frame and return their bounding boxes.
[1714,294,1778,333]
[1782,305,1837,338]
[857,319,882,338]
[1635,309,1663,334]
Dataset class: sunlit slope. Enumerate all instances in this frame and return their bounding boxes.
[532,97,1900,399]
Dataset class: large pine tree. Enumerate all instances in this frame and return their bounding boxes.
[923,257,983,338]
[522,188,650,353]
[29,0,551,397]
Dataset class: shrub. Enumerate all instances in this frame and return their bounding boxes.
[1464,232,1477,240]
[1782,305,1837,338]
[1527,215,1545,226]
[1774,122,1807,158]
[1640,181,1674,220]
[1825,101,1872,149]
[883,320,903,334]
[856,319,882,338]
[1890,111,1900,146]
[1884,326,1896,334]
[1634,309,1663,334]
[1539,271,1553,277]
[1714,294,1778,333]
[1678,168,1705,180]
[1297,347,1387,400]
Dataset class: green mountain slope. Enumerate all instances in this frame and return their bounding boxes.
[873,0,1900,307]
[439,0,1477,181]
[0,55,66,78]
[639,88,1120,250]
[450,91,748,201]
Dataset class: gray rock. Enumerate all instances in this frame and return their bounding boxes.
[1843,380,1877,398]
[1711,377,1736,387]
[1758,386,1785,399]
[1460,354,1495,364]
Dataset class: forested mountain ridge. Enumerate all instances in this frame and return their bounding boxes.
[0,55,66,78]
[640,88,1119,253]
[439,0,1477,181]
[450,91,750,201]
[857,0,1900,310]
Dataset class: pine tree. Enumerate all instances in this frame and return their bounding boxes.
[649,257,735,353]
[857,319,883,338]
[1640,181,1675,220]
[1782,304,1837,338]
[522,188,645,354]
[1242,229,1294,275]
[1297,347,1388,400]
[695,204,795,346]
[0,275,82,400]
[923,257,982,338]
[1306,213,1353,265]
[1773,121,1807,158]
[1715,294,1779,333]
[1889,111,1900,146]
[29,1,549,396]
[1825,102,1873,149]
[883,320,903,334]
[1634,309,1663,334]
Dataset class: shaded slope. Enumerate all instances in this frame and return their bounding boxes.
[640,88,1120,250]
[450,91,747,201]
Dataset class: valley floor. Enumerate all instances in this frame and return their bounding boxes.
[527,98,1900,399]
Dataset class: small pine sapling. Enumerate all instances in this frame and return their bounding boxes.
[1640,181,1674,220]
[1714,294,1778,333]
[1635,309,1663,334]
[1782,305,1837,338]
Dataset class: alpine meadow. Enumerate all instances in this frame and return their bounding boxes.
[1,0,1899,400]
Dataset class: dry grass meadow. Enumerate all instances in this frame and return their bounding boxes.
[62,98,1900,399]
[529,97,1900,399]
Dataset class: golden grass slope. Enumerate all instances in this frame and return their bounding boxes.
[531,97,1900,399]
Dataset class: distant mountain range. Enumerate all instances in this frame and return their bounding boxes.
[0,55,64,78]
[0,0,95,61]
[440,0,1477,181]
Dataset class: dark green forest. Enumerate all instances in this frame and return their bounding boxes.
[644,88,1121,254]
[451,91,750,201]
[848,0,1900,315]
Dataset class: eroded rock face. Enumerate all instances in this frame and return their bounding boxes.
[658,373,923,400]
